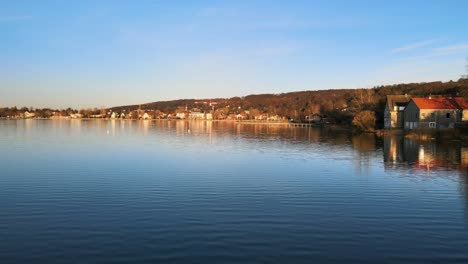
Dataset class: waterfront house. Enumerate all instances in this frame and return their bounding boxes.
[176,112,186,119]
[305,114,322,123]
[141,113,151,120]
[254,115,266,121]
[70,113,83,119]
[384,95,412,129]
[403,97,463,129]
[24,111,35,119]
[267,115,281,121]
[321,117,336,124]
[110,112,117,119]
[206,113,213,120]
[189,112,205,120]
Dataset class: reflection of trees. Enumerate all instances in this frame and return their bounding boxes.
[352,133,376,153]
[351,133,377,176]
[138,120,355,148]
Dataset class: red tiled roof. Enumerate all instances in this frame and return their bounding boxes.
[454,97,468,109]
[411,97,466,110]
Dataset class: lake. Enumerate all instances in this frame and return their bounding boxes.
[1,120,467,263]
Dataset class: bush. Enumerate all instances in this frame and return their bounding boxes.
[352,111,376,132]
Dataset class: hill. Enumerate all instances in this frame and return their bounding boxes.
[109,79,468,125]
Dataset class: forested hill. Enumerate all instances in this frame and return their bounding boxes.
[110,79,468,124]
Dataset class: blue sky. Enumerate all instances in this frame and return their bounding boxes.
[1,0,468,108]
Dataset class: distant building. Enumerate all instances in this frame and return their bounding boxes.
[70,113,83,119]
[254,115,266,121]
[321,117,336,124]
[403,97,465,129]
[189,112,205,120]
[110,112,117,119]
[267,115,281,121]
[384,95,412,129]
[24,111,35,119]
[176,112,186,119]
[141,113,152,120]
[206,113,213,120]
[305,114,322,122]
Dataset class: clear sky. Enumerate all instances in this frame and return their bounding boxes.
[1,0,468,109]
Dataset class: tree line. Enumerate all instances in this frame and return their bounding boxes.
[110,79,468,125]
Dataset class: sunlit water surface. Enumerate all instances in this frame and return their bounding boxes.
[1,120,468,264]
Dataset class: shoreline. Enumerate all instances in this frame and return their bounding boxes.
[0,117,350,129]
[0,117,291,124]
[2,118,466,136]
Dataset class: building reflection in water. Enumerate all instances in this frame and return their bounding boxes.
[127,120,355,151]
[58,118,467,178]
[383,135,467,175]
[383,135,468,221]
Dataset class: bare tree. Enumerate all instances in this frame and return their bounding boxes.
[463,58,468,79]
[350,88,375,113]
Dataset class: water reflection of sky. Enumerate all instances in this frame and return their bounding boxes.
[1,120,468,263]
[2,119,466,176]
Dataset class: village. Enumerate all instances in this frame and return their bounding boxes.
[2,90,468,131]
[0,101,287,123]
[68,102,287,122]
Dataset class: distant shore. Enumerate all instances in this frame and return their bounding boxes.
[0,117,344,127]
[0,117,290,124]
[2,118,466,138]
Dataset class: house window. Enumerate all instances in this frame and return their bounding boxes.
[422,113,426,119]
[431,113,435,118]
[429,122,436,128]
[446,113,450,118]
[415,113,418,119]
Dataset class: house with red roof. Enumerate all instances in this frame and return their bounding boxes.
[403,97,468,129]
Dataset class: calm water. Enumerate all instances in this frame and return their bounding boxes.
[1,120,468,264]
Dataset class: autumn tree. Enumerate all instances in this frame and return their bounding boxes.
[352,111,376,132]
